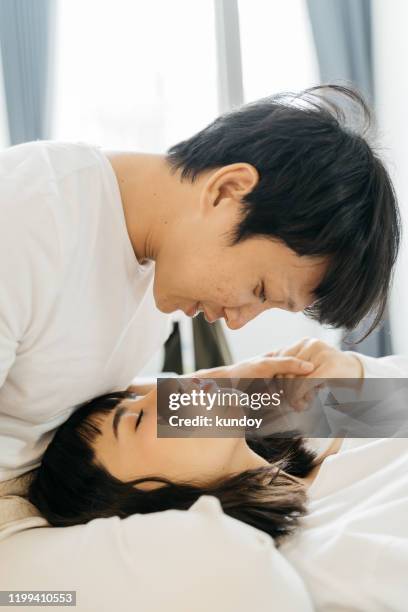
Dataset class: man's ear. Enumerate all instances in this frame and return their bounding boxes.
[200,163,259,211]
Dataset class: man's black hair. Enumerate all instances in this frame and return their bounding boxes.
[165,83,401,339]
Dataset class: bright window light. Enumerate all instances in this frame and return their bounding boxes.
[238,0,320,102]
[52,0,218,151]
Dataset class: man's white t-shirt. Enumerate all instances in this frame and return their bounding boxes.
[0,140,172,482]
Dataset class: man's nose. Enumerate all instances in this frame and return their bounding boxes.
[224,303,268,329]
[224,296,310,329]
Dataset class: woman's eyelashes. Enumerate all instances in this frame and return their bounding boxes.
[134,410,144,431]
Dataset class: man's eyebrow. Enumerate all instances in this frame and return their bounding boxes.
[112,405,127,439]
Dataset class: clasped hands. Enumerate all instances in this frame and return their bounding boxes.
[127,337,364,412]
[193,337,364,411]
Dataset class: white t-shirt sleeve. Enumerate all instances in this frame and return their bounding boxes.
[345,351,408,378]
[0,235,27,388]
[314,351,408,438]
[0,175,61,390]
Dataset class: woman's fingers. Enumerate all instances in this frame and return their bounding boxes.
[268,356,314,376]
[267,337,312,359]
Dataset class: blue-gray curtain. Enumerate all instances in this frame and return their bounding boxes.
[306,0,392,357]
[0,0,56,145]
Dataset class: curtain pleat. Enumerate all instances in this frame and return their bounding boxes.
[0,0,56,144]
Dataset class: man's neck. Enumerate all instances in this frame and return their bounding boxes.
[103,151,176,264]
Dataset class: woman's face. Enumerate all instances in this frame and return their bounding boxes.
[91,385,268,489]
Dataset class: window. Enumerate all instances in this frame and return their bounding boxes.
[51,0,340,372]
[238,0,319,102]
[52,0,218,151]
[220,0,341,362]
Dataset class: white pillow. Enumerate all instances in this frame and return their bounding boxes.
[0,495,314,611]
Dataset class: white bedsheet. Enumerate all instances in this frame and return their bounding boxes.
[0,495,314,612]
[281,437,408,611]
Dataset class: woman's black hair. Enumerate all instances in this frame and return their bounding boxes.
[166,83,401,341]
[27,390,318,545]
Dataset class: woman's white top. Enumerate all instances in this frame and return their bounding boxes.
[281,353,408,611]
[0,141,172,481]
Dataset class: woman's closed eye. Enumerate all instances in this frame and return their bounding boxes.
[134,410,144,430]
[124,409,144,431]
[113,406,144,439]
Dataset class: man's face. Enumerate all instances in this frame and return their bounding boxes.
[152,192,327,330]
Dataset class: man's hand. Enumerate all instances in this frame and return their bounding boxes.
[268,337,363,377]
[266,337,364,409]
[126,339,356,402]
[193,354,314,382]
